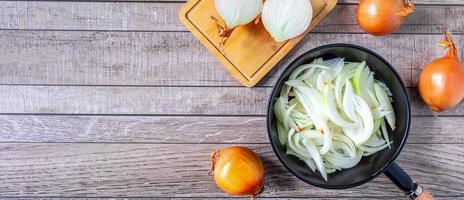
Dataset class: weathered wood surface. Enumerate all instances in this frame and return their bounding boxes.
[0,143,462,197]
[28,0,463,5]
[0,2,463,34]
[0,115,464,144]
[0,86,462,115]
[0,198,460,200]
[0,115,461,144]
[0,0,463,199]
[1,31,462,87]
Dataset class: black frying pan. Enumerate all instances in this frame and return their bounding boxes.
[266,44,434,199]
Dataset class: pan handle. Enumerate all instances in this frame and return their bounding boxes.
[384,162,435,200]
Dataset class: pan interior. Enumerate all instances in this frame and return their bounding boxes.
[267,44,410,188]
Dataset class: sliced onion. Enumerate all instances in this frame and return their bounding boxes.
[325,86,356,128]
[380,119,391,148]
[303,139,327,180]
[374,83,396,130]
[283,104,298,131]
[277,122,288,145]
[342,81,358,122]
[343,96,375,146]
[335,64,357,108]
[274,57,396,180]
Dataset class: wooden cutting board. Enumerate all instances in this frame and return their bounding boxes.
[179,0,337,87]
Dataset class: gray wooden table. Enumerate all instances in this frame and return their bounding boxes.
[0,0,463,199]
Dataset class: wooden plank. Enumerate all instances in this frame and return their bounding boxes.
[34,0,464,6]
[2,31,463,87]
[175,198,463,200]
[0,2,185,31]
[0,86,462,115]
[0,86,269,115]
[0,143,462,197]
[0,31,239,87]
[122,198,464,200]
[0,2,463,33]
[0,115,462,144]
[0,198,461,200]
[30,0,464,5]
[135,198,464,200]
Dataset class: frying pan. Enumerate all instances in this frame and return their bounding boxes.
[267,44,434,199]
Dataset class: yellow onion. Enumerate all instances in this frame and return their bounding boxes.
[209,146,264,197]
[418,32,464,112]
[356,0,415,36]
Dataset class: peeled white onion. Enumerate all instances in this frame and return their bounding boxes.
[214,0,263,29]
[262,0,313,42]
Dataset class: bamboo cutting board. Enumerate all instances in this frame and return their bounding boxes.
[179,0,337,87]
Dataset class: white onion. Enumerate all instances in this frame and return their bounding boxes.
[262,0,313,42]
[214,0,263,29]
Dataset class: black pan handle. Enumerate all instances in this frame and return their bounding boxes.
[384,162,435,200]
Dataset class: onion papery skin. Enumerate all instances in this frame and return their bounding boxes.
[356,0,415,36]
[210,146,264,197]
[418,33,464,112]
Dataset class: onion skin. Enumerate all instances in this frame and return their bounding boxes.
[356,0,415,36]
[209,146,264,197]
[418,32,464,112]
